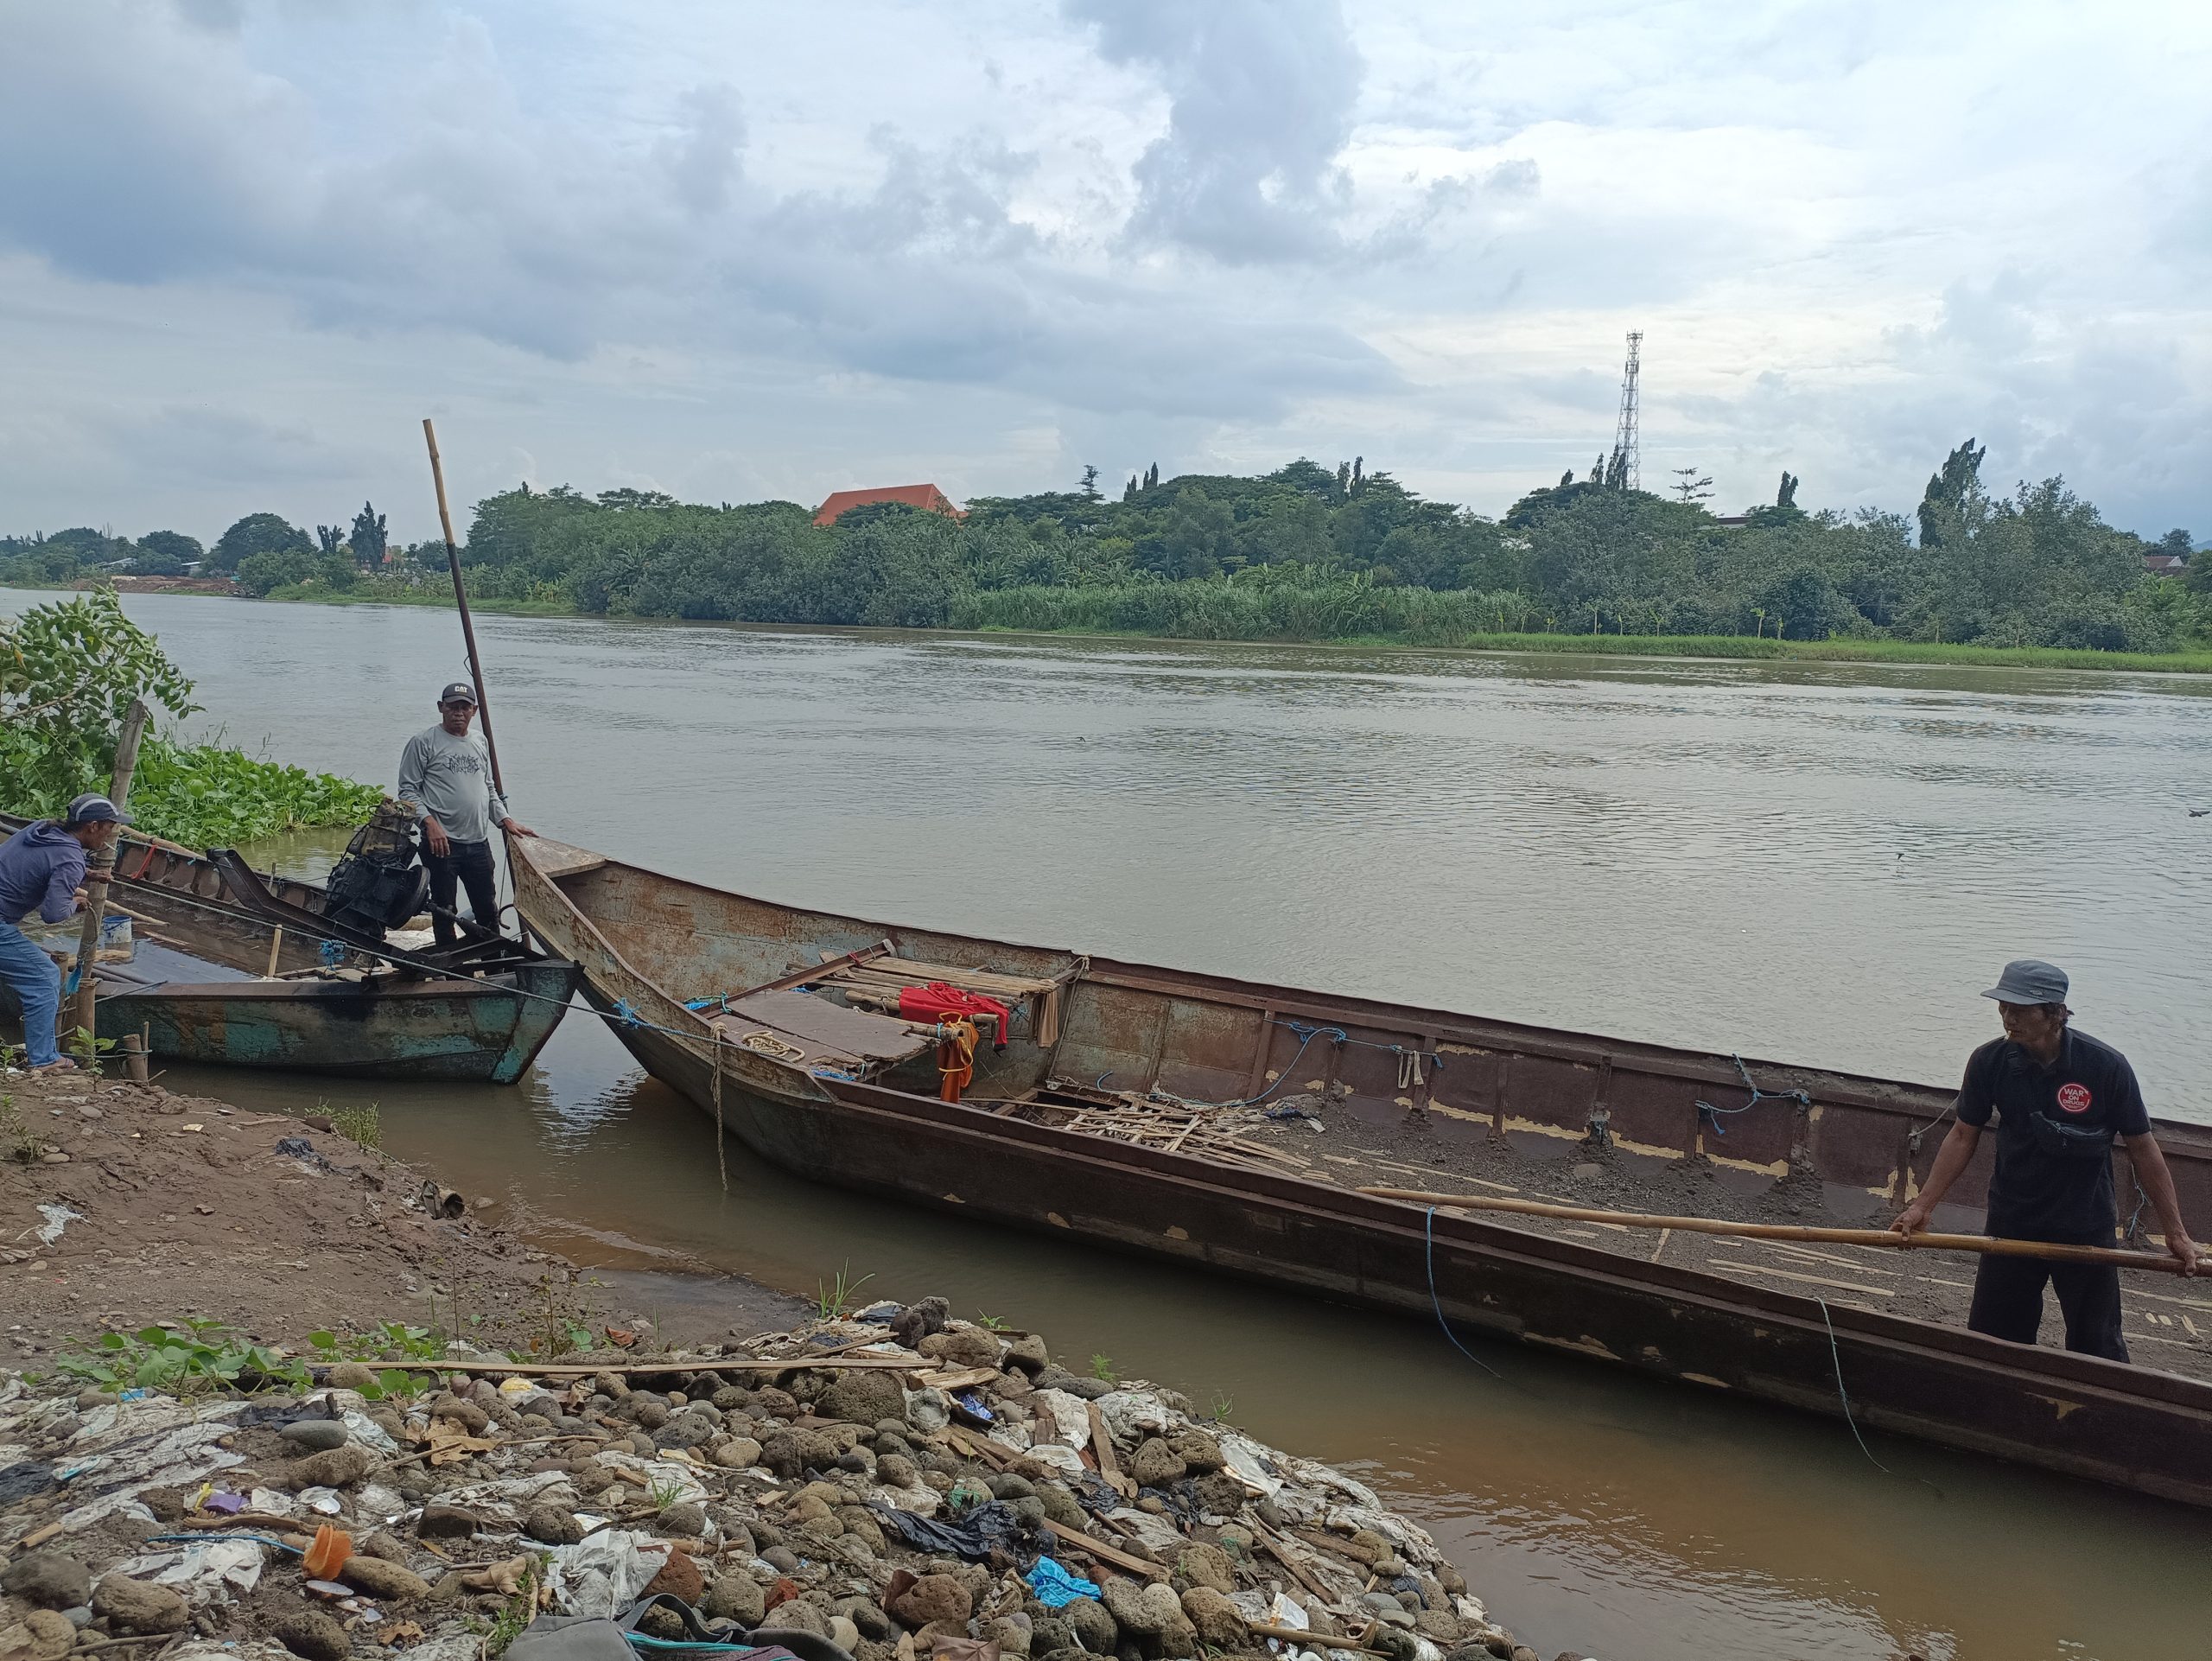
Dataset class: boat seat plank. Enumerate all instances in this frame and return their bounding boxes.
[524,840,612,881]
[722,990,930,1063]
[826,955,1067,998]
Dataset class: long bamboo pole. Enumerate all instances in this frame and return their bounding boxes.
[1358,1186,2203,1275]
[66,697,150,1039]
[421,418,503,795]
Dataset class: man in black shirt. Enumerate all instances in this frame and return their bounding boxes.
[1891,960,2201,1362]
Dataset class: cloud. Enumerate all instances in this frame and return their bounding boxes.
[0,0,2206,538]
[1065,0,1363,264]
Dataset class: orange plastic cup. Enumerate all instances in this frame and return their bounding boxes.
[302,1524,353,1581]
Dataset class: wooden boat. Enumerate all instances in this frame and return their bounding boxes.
[1,813,577,1083]
[511,833,2212,1507]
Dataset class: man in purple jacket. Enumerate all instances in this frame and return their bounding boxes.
[0,794,129,1072]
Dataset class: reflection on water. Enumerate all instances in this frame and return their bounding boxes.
[17,590,2212,1657]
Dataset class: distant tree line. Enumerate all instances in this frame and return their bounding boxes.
[0,502,403,595]
[3,448,2203,651]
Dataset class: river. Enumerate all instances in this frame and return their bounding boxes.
[10,589,2212,1659]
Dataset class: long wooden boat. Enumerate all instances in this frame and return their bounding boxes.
[1,813,577,1083]
[511,834,2212,1507]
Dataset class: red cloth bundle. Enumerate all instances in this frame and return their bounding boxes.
[899,981,1012,1051]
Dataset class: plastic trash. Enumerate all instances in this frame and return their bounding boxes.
[1026,1390,1091,1449]
[101,1538,265,1606]
[1024,1556,1100,1609]
[867,1499,1032,1562]
[546,1531,666,1620]
[302,1524,352,1581]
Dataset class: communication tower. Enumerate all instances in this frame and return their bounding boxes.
[1613,331,1643,492]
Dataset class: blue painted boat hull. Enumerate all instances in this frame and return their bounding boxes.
[94,960,578,1083]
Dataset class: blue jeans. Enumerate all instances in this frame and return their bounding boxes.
[0,919,63,1067]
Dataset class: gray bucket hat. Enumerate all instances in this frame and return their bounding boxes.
[1982,959,2069,1006]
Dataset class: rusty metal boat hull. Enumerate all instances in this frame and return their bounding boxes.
[512,834,2212,1508]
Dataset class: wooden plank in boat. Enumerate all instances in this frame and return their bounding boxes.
[728,990,930,1062]
[524,839,611,881]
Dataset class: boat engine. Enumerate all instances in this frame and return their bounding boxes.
[321,801,430,936]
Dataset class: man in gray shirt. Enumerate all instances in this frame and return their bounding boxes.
[396,681,534,945]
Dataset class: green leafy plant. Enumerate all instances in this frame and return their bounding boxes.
[646,1478,687,1511]
[976,1312,1009,1332]
[302,1323,445,1398]
[1089,1352,1118,1384]
[54,1319,310,1397]
[0,589,381,844]
[328,1101,382,1151]
[0,1095,39,1163]
[1207,1391,1235,1423]
[815,1261,875,1321]
[63,1028,114,1077]
[466,1556,548,1659]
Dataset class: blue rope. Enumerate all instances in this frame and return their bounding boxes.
[149,1531,303,1556]
[1695,1052,1811,1137]
[1423,1207,1500,1378]
[319,939,346,967]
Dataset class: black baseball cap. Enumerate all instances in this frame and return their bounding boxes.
[65,792,133,826]
[438,681,480,706]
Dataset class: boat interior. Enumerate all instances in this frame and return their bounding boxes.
[529,837,2212,1235]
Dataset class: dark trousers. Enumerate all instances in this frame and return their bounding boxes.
[1967,1251,2129,1363]
[422,837,500,945]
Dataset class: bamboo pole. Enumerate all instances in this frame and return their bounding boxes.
[1358,1186,2203,1275]
[67,697,150,1038]
[421,417,504,795]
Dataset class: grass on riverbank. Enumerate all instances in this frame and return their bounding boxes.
[19,580,2212,673]
[258,582,575,616]
[1383,632,2212,673]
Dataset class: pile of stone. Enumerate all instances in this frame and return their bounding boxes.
[0,1300,1582,1661]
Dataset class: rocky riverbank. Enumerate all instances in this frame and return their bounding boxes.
[0,1301,1586,1661]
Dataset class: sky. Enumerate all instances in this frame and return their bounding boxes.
[2,0,2209,547]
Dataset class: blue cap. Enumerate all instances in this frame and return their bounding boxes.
[64,792,132,826]
[1982,959,2068,1006]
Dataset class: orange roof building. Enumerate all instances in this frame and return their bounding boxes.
[813,483,965,527]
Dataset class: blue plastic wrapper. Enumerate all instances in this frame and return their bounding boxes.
[1026,1556,1101,1608]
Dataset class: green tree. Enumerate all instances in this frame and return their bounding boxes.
[136,531,204,575]
[0,589,200,806]
[211,512,312,574]
[1916,438,1986,550]
[350,502,389,567]
[1669,468,1713,506]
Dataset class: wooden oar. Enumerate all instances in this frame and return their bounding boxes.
[1358,1186,2203,1274]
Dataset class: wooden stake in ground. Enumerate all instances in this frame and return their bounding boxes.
[1359,1186,2204,1275]
[67,696,150,1040]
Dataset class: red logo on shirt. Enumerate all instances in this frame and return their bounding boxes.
[2057,1083,2093,1115]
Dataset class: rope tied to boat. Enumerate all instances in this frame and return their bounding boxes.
[737,1030,806,1061]
[1422,1207,1501,1378]
[1695,1052,1811,1138]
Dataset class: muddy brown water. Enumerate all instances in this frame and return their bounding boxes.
[13,589,2212,1658]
